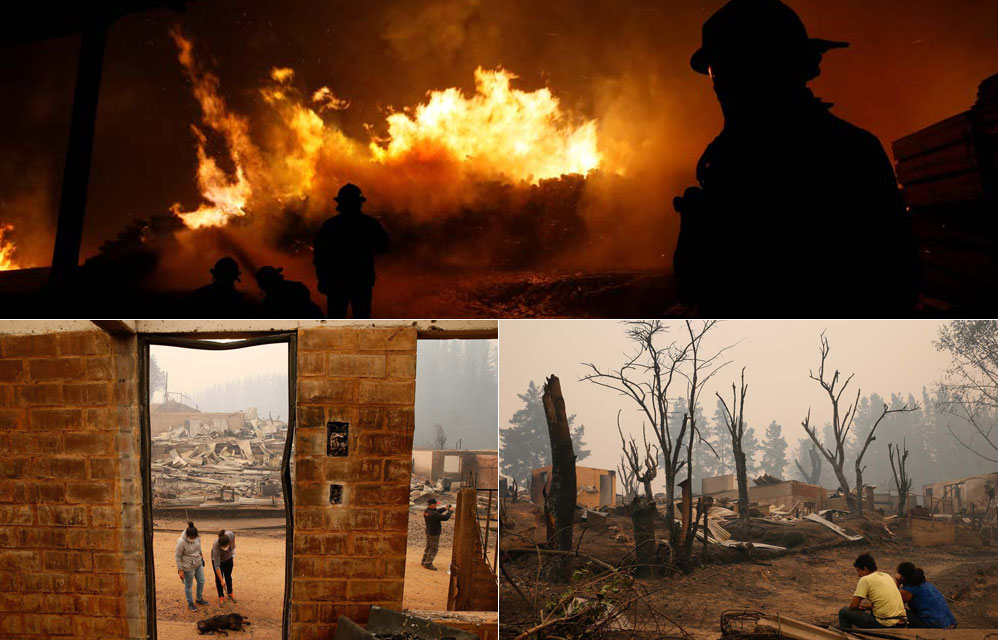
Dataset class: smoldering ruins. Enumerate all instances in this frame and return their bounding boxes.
[151,404,288,512]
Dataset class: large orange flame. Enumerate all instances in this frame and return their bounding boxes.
[169,31,604,231]
[0,224,20,271]
[168,28,256,229]
[371,67,601,183]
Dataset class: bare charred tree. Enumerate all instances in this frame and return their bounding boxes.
[855,404,918,515]
[617,411,660,577]
[432,423,447,450]
[541,374,577,581]
[802,332,919,515]
[935,320,998,463]
[583,320,732,569]
[795,443,823,485]
[717,368,750,521]
[888,441,912,517]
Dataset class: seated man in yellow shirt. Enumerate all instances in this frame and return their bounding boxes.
[839,553,908,629]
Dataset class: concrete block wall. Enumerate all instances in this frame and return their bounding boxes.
[0,331,145,638]
[292,327,417,639]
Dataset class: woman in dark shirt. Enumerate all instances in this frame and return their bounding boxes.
[896,562,956,628]
[212,529,237,605]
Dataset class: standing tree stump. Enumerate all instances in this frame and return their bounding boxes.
[541,375,576,581]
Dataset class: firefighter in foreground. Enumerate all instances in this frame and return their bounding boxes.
[313,183,389,319]
[674,0,915,314]
[422,498,453,571]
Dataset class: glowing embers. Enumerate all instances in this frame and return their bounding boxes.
[370,67,602,184]
[0,224,20,271]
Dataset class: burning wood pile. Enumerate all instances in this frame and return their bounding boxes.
[151,409,287,512]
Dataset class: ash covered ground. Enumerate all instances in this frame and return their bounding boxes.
[499,500,998,640]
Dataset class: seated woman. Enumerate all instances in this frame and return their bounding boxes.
[896,562,956,629]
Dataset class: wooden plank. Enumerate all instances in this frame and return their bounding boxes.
[804,513,864,541]
[902,171,985,206]
[895,140,978,185]
[893,112,973,160]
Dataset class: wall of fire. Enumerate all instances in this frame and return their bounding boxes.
[0,325,446,639]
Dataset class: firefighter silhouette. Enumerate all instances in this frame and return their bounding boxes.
[673,0,915,315]
[313,184,389,319]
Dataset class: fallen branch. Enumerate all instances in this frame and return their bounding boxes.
[504,547,616,573]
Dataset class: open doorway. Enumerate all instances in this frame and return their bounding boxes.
[141,335,294,639]
[404,338,498,612]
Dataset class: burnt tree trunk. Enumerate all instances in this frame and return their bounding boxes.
[541,375,576,581]
[665,474,677,549]
[734,441,749,521]
[629,497,657,578]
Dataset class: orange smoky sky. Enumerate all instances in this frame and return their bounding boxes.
[0,0,995,269]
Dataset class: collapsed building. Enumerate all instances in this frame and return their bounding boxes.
[923,472,998,516]
[701,474,828,516]
[0,320,498,639]
[151,404,288,512]
[411,448,499,491]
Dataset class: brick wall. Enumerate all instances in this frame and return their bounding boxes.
[0,331,145,638]
[292,326,417,640]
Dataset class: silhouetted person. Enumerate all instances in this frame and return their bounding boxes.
[673,0,915,315]
[255,266,324,318]
[313,183,389,318]
[189,257,251,317]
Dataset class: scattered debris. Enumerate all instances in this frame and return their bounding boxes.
[151,408,288,511]
[804,513,865,542]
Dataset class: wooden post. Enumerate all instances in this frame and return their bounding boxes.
[50,21,108,284]
[447,488,497,611]
[678,478,692,543]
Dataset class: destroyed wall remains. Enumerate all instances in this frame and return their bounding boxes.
[708,479,827,515]
[702,474,738,495]
[530,465,616,509]
[292,326,418,637]
[0,330,145,637]
[411,449,499,490]
[923,473,998,515]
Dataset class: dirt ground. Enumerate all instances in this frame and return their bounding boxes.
[500,501,998,639]
[155,511,467,636]
[153,516,286,640]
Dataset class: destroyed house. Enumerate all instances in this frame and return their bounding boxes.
[923,472,998,515]
[411,448,499,490]
[0,319,498,639]
[701,476,827,515]
[150,403,244,437]
[530,465,616,509]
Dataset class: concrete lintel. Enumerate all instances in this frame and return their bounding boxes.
[92,320,137,335]
[0,320,97,334]
[130,319,497,338]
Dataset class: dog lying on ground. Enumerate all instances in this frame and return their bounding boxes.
[196,613,251,635]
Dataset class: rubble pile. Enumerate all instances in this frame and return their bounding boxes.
[151,409,287,511]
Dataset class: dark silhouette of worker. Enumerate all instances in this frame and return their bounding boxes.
[254,266,324,318]
[313,183,389,318]
[673,0,916,315]
[189,257,251,317]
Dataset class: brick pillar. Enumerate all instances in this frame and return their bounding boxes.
[293,327,417,639]
[0,330,145,638]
